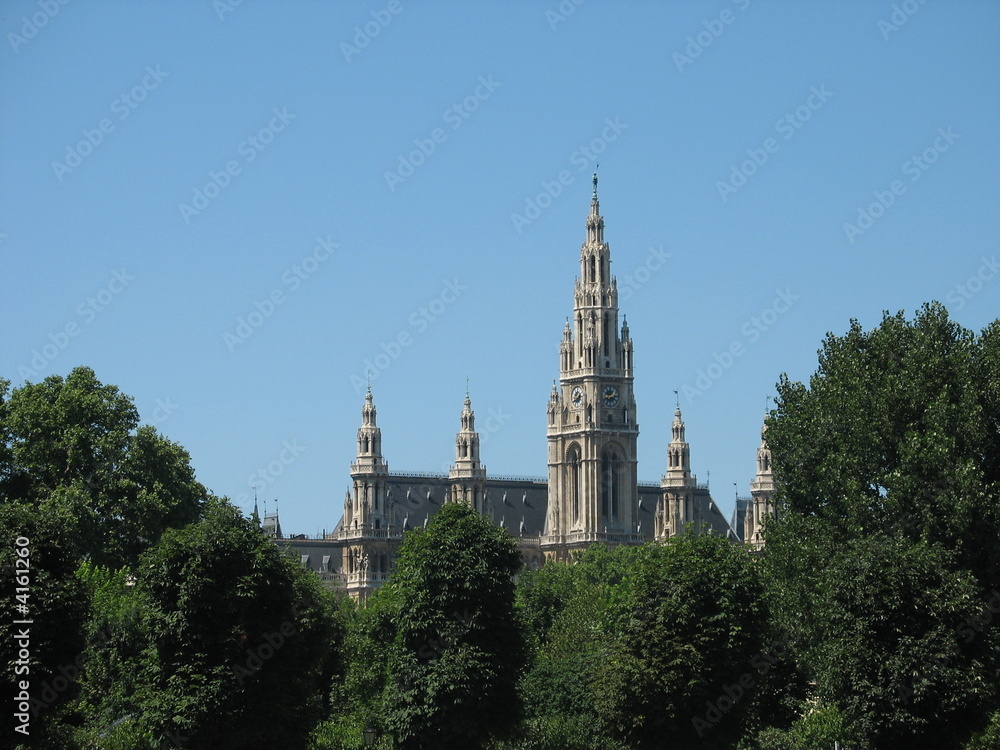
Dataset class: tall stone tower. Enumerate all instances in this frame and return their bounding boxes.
[448,392,487,513]
[744,417,775,550]
[339,387,396,600]
[656,404,698,538]
[542,173,640,560]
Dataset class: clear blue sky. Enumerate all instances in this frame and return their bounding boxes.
[2,0,998,535]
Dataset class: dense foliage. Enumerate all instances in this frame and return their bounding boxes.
[762,303,1000,749]
[79,500,344,749]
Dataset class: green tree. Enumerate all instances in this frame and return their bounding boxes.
[512,544,642,750]
[0,501,89,749]
[79,500,344,750]
[592,534,768,750]
[0,367,207,569]
[380,502,526,750]
[764,303,1000,748]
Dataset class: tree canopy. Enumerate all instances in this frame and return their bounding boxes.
[376,501,526,750]
[0,367,207,569]
[763,303,1000,749]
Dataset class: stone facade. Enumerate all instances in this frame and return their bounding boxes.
[275,175,775,599]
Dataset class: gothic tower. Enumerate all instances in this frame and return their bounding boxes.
[542,173,640,560]
[744,416,775,550]
[340,387,395,600]
[448,391,487,512]
[657,405,698,538]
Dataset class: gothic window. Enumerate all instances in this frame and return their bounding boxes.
[590,255,596,283]
[567,443,582,522]
[374,518,380,529]
[601,448,622,520]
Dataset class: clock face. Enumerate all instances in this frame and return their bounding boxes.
[602,385,620,407]
[571,386,584,407]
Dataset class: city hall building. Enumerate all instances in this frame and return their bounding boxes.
[273,174,775,599]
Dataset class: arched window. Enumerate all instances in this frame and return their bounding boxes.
[567,443,582,523]
[601,448,622,520]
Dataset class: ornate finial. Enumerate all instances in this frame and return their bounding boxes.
[366,371,371,395]
[592,165,599,199]
[674,389,679,409]
[466,376,470,399]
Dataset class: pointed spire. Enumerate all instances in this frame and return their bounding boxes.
[672,403,685,441]
[585,168,605,247]
[664,404,693,486]
[353,387,386,470]
[362,385,377,426]
[451,389,485,498]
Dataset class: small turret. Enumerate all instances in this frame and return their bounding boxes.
[449,388,487,512]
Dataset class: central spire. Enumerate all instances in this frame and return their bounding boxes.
[544,175,641,559]
[586,170,606,248]
[569,170,626,373]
